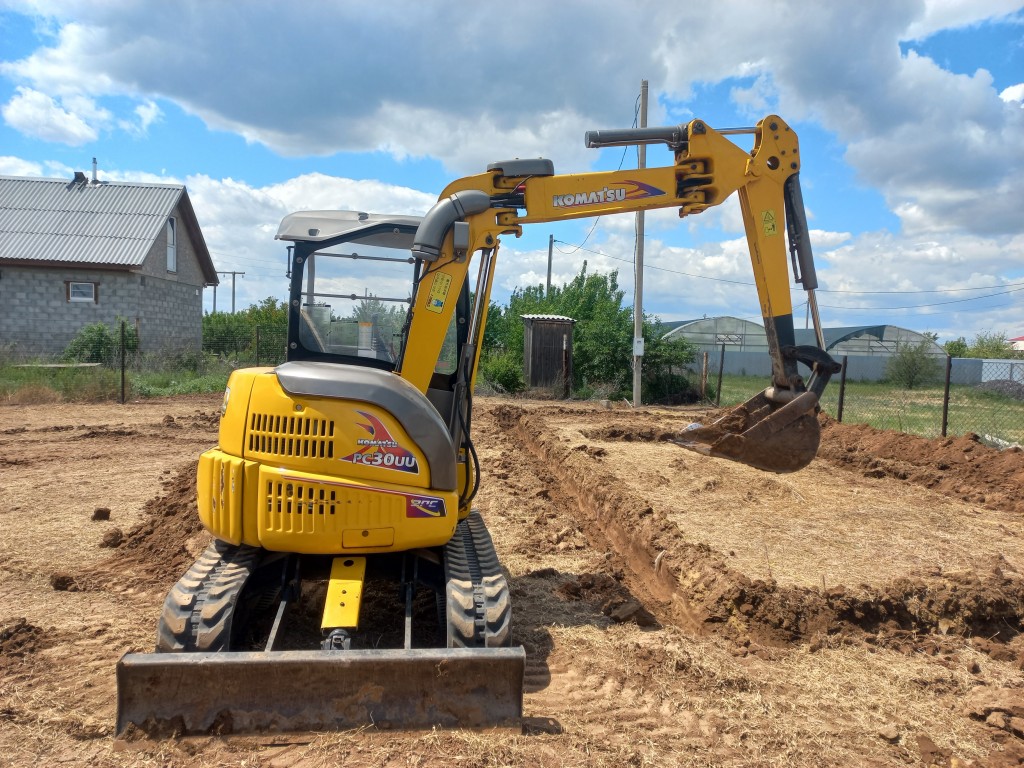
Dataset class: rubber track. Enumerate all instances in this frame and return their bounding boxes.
[156,539,263,652]
[443,510,511,648]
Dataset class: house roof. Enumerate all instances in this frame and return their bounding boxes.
[521,314,576,323]
[0,174,218,285]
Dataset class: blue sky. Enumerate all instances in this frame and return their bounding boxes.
[1,1,1022,343]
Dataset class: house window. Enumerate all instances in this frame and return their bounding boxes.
[166,218,177,273]
[67,281,97,303]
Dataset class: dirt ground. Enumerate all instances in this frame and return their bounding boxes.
[3,394,1024,767]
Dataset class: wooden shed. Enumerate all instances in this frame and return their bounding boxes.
[522,314,575,394]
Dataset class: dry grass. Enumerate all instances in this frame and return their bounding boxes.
[4,383,62,404]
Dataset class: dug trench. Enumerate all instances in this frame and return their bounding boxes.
[491,403,1024,657]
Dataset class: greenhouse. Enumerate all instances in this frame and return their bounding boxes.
[662,317,945,357]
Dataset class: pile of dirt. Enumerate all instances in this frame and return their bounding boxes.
[0,618,46,661]
[819,416,1024,515]
[82,460,209,589]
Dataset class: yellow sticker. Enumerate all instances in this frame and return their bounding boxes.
[425,272,452,314]
[761,209,778,236]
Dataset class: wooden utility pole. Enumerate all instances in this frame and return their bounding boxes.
[546,234,554,295]
[633,79,648,407]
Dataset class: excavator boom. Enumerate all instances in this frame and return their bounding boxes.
[403,114,840,472]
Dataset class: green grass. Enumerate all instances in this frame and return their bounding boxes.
[717,374,1024,445]
[0,359,232,403]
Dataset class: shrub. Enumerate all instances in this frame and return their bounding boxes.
[62,319,139,364]
[478,352,525,394]
[885,341,942,390]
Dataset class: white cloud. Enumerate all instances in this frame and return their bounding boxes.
[3,1,1023,339]
[1001,83,1024,103]
[0,155,43,175]
[3,1,1022,226]
[1,86,97,144]
[118,99,161,136]
[903,0,1024,40]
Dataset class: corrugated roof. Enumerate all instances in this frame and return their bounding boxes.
[521,314,576,322]
[0,175,215,281]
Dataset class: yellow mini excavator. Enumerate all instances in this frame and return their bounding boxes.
[117,114,840,734]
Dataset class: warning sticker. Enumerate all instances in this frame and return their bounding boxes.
[761,210,778,236]
[425,273,452,314]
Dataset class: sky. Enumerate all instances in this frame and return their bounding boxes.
[1,0,1022,345]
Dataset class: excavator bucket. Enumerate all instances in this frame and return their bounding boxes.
[116,647,525,735]
[675,390,821,473]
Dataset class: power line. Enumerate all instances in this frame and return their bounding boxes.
[554,240,1024,302]
[553,98,641,257]
[816,286,1024,310]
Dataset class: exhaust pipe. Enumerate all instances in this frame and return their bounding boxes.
[412,190,491,261]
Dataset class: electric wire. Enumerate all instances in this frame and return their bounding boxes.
[555,95,641,256]
[555,239,1024,310]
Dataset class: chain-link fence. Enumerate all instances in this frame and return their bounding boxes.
[5,321,1022,449]
[202,325,288,367]
[0,322,290,403]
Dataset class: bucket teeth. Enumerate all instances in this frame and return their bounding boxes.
[675,390,821,474]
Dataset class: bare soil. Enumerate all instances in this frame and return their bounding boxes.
[2,396,1024,767]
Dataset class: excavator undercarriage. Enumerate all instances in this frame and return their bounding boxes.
[118,512,522,733]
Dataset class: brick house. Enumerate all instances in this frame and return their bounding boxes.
[0,172,218,356]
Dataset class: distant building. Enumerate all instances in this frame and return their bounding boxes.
[661,316,945,357]
[660,316,947,382]
[1012,336,1024,352]
[0,172,218,356]
[521,314,575,392]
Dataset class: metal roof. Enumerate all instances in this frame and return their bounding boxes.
[0,174,217,283]
[521,314,576,322]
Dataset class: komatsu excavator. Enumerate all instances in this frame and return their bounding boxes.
[117,114,840,734]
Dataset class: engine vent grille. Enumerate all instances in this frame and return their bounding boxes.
[248,412,335,459]
[268,479,341,517]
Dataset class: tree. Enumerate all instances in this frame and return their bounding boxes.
[944,337,969,358]
[641,321,700,402]
[479,261,700,400]
[966,331,1018,360]
[885,339,942,389]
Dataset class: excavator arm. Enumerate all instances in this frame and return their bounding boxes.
[400,114,840,473]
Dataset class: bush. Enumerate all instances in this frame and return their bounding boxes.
[478,352,525,394]
[885,341,943,390]
[62,320,139,364]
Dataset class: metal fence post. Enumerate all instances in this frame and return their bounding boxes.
[836,355,848,423]
[941,355,952,437]
[120,319,126,404]
[255,326,261,367]
[715,344,725,406]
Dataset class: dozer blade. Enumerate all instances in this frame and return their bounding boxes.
[675,390,821,473]
[116,647,525,735]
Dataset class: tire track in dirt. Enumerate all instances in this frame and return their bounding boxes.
[473,403,696,741]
